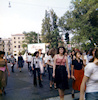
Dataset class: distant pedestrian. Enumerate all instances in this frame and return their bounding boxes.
[38,49,44,81]
[31,51,43,87]
[26,53,32,71]
[47,48,56,89]
[17,53,24,72]
[0,51,10,95]
[80,49,98,100]
[53,47,70,100]
[71,51,84,98]
[10,55,16,73]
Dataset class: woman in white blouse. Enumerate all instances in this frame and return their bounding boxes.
[80,49,98,100]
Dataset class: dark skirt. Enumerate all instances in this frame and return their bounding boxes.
[18,61,23,68]
[55,65,69,90]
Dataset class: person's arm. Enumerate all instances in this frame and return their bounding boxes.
[53,55,56,77]
[80,75,89,100]
[71,60,76,80]
[65,56,70,79]
[31,57,34,70]
[5,59,10,76]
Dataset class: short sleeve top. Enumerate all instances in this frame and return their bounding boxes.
[72,59,83,70]
[48,55,54,68]
[84,63,98,93]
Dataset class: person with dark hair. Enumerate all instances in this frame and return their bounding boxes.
[71,51,84,98]
[80,49,98,100]
[88,48,95,62]
[31,51,43,87]
[17,53,24,72]
[53,47,70,100]
[0,51,10,95]
[47,48,56,89]
[71,50,76,60]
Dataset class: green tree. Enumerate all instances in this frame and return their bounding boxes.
[41,9,61,49]
[23,31,38,44]
[59,0,98,49]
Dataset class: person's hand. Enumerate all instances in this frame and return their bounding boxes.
[68,74,70,79]
[32,67,34,70]
[71,75,76,80]
[53,73,55,78]
[8,72,10,76]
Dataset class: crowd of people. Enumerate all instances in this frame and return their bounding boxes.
[0,47,98,100]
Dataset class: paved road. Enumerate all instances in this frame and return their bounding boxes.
[0,62,78,100]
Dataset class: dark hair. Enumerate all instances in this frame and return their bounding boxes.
[34,51,39,56]
[89,48,94,56]
[57,46,66,55]
[95,49,98,59]
[0,51,5,55]
[75,51,80,57]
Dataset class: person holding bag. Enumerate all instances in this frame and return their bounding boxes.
[53,47,70,100]
[31,51,43,87]
[0,51,10,95]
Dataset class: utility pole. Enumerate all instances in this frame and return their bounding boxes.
[38,32,39,43]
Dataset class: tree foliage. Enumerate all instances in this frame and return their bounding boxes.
[59,0,98,50]
[41,9,61,49]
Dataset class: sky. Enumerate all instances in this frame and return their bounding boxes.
[0,0,72,38]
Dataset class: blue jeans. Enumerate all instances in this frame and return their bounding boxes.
[85,92,98,100]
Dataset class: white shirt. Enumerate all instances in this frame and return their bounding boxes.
[84,55,89,65]
[26,55,32,62]
[31,57,40,68]
[84,63,98,93]
[47,55,54,68]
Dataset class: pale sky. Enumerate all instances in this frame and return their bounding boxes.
[0,0,72,38]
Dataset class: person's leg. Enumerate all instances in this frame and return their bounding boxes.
[33,69,37,86]
[50,81,52,88]
[37,68,42,87]
[12,64,14,72]
[72,89,75,98]
[58,89,64,100]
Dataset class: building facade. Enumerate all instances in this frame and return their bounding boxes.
[12,34,25,56]
[0,38,12,55]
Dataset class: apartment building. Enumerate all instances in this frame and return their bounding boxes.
[0,38,12,55]
[12,34,25,56]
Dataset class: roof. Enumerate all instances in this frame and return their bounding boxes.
[11,34,24,36]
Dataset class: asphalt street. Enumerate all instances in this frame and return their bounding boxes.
[0,62,78,100]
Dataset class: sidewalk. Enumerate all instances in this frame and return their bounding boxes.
[45,93,79,100]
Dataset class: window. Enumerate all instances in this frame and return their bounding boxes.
[14,41,16,43]
[3,45,4,47]
[18,45,20,48]
[9,45,10,47]
[18,41,20,43]
[14,46,16,48]
[14,37,16,39]
[9,48,10,51]
[22,37,24,39]
[18,37,20,39]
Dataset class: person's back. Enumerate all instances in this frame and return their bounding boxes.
[85,63,98,93]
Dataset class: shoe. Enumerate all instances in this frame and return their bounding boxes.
[54,86,57,89]
[39,84,43,88]
[3,91,6,95]
[72,93,74,98]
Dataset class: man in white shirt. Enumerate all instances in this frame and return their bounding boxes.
[26,53,32,71]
